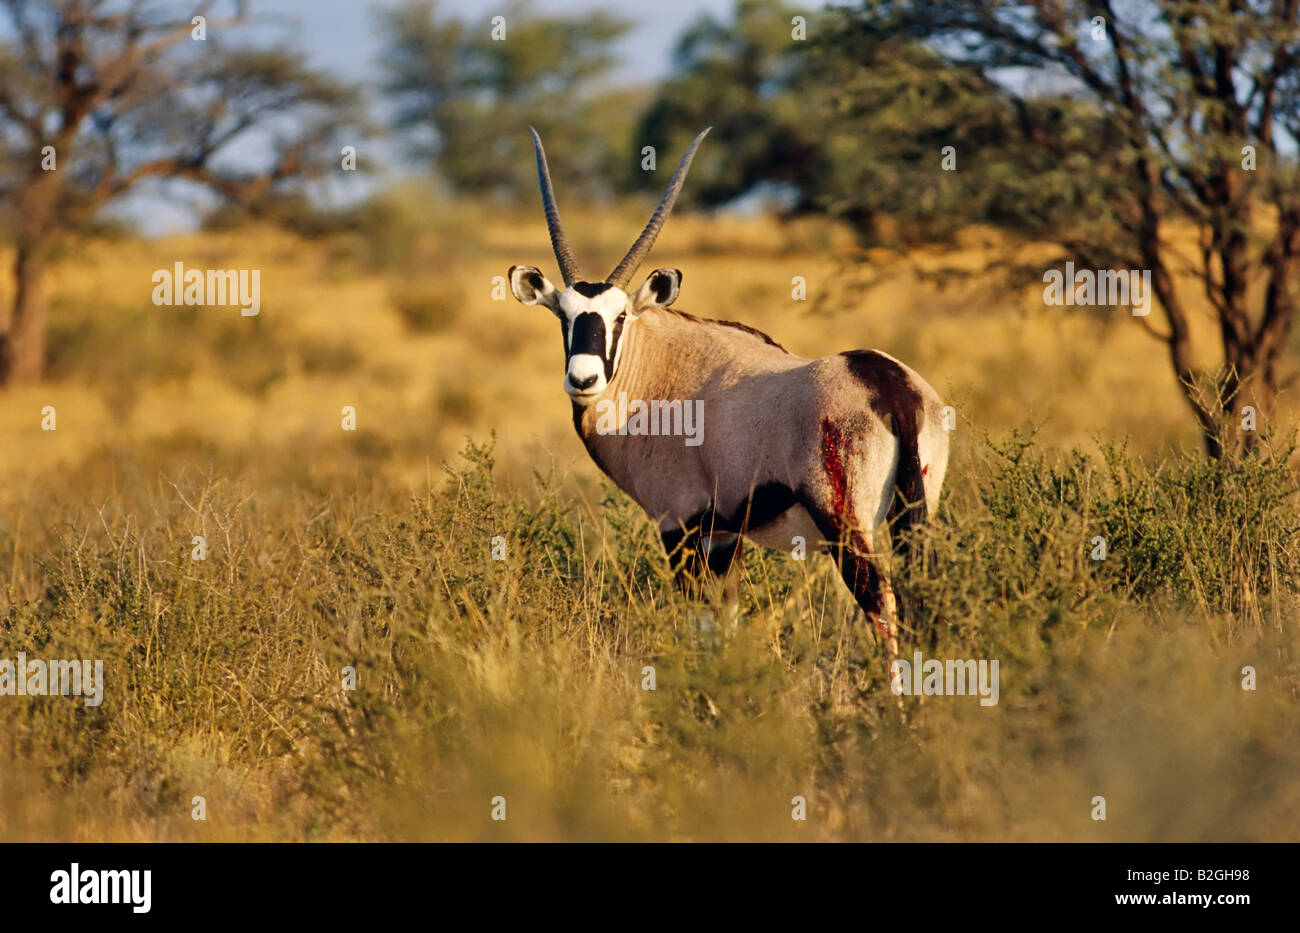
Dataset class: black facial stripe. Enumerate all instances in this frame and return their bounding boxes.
[572,281,613,298]
[604,312,626,378]
[568,312,607,360]
[560,315,570,351]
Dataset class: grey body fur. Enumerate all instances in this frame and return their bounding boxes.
[508,126,949,658]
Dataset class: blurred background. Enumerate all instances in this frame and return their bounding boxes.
[1,0,1297,483]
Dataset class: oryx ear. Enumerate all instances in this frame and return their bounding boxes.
[509,265,561,314]
[631,268,681,315]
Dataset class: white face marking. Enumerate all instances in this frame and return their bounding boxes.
[559,288,627,350]
[566,353,603,394]
[558,286,631,403]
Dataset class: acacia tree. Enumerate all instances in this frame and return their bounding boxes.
[632,0,824,211]
[0,0,358,385]
[636,2,1118,239]
[378,0,633,200]
[839,0,1300,459]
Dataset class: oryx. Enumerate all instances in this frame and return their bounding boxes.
[508,127,950,659]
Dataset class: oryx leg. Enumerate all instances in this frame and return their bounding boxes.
[661,527,701,596]
[660,525,744,631]
[705,532,743,630]
[826,526,900,664]
[809,417,904,675]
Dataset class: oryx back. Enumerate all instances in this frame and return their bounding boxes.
[507,124,949,660]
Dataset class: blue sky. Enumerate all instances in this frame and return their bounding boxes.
[114,0,736,232]
[261,0,735,84]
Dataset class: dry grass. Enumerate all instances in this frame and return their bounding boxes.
[0,201,1296,840]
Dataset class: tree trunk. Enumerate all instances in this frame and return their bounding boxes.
[2,166,61,387]
[1136,196,1225,460]
[0,239,50,386]
[1223,352,1280,458]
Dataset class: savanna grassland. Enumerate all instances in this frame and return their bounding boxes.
[0,192,1297,841]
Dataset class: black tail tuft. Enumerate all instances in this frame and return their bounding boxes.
[887,409,927,576]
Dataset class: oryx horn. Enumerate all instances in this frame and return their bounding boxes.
[529,125,582,287]
[606,127,711,289]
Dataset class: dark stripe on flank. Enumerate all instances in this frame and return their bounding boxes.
[674,481,799,539]
[841,349,927,560]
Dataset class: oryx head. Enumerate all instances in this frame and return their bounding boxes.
[509,126,710,404]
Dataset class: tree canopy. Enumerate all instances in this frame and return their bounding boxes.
[378,0,635,200]
[0,0,360,383]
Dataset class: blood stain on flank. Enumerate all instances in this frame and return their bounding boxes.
[820,419,849,522]
[820,418,888,633]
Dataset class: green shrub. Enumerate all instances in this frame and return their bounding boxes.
[2,434,1296,841]
[898,431,1299,652]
